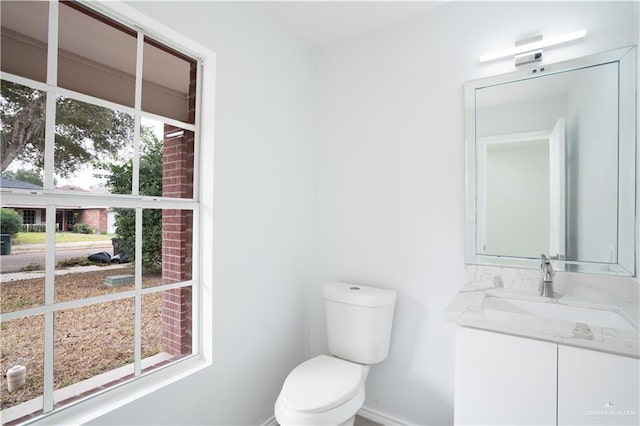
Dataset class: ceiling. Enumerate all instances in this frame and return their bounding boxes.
[2,1,444,91]
[261,1,444,46]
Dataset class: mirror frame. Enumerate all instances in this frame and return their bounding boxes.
[464,46,637,276]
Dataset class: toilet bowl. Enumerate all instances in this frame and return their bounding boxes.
[274,355,370,426]
[275,282,397,426]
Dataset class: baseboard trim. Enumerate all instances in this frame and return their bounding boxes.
[262,405,408,426]
[358,405,410,426]
[261,415,278,426]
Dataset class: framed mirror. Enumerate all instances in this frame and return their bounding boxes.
[465,46,636,276]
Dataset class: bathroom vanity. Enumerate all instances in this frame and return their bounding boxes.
[454,327,638,425]
[446,284,639,425]
[449,44,639,426]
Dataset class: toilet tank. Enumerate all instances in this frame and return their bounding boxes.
[323,281,397,364]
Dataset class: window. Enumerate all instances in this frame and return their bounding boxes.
[64,210,74,227]
[22,209,36,225]
[0,2,213,424]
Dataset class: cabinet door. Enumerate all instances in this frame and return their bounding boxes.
[454,327,557,425]
[558,345,639,425]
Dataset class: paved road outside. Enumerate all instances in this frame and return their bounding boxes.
[0,242,113,274]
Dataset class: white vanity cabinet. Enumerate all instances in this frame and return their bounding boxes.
[558,345,639,425]
[454,327,557,425]
[454,327,640,426]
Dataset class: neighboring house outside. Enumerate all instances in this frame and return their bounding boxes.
[1,177,47,230]
[0,177,42,191]
[1,178,113,233]
[55,185,112,233]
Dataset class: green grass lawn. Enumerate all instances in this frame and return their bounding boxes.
[13,232,114,245]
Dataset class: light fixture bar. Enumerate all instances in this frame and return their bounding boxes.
[480,30,586,63]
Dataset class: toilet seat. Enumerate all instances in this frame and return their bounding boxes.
[275,386,365,426]
[280,355,367,413]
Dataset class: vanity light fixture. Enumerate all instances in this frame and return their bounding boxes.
[479,30,587,65]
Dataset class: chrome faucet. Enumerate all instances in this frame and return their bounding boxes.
[540,254,555,297]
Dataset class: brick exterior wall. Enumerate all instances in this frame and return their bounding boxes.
[78,209,108,233]
[161,127,195,355]
[160,59,197,357]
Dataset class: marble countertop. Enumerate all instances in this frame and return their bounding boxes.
[445,288,640,359]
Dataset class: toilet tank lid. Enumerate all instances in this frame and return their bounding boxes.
[323,281,397,307]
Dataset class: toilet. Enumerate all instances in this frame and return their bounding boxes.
[275,281,397,426]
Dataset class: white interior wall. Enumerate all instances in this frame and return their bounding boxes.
[89,2,315,424]
[311,2,637,424]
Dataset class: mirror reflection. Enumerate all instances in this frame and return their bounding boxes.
[475,62,618,262]
[466,47,636,276]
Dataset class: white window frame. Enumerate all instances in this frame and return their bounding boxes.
[0,1,215,424]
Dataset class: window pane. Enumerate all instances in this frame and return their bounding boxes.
[142,289,191,372]
[1,82,46,185]
[54,207,133,303]
[55,97,134,195]
[137,121,163,198]
[0,314,44,422]
[141,208,162,288]
[0,204,47,314]
[54,298,134,406]
[142,37,196,123]
[58,2,136,107]
[141,118,195,199]
[0,258,45,314]
[141,292,162,363]
[161,286,193,357]
[0,1,48,83]
[141,208,193,290]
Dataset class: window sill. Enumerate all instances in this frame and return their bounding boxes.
[18,354,210,425]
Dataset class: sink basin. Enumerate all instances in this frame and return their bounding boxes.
[482,296,638,332]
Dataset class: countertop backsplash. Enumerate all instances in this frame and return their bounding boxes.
[464,264,640,306]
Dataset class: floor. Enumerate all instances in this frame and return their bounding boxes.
[274,414,381,426]
[355,415,382,426]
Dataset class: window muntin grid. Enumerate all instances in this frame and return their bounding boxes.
[0,0,202,421]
